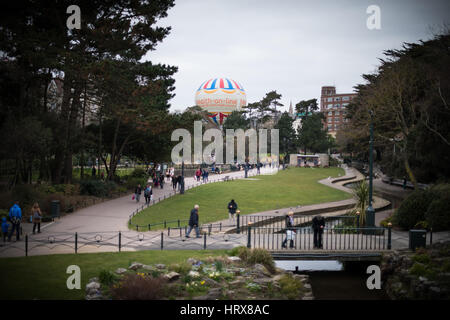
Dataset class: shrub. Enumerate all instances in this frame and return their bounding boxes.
[380,215,394,228]
[130,168,147,178]
[236,246,250,261]
[11,184,44,208]
[110,274,167,300]
[278,274,303,300]
[215,261,223,272]
[412,253,431,264]
[393,189,434,230]
[79,180,108,197]
[169,262,192,275]
[247,248,276,274]
[425,193,450,231]
[409,262,437,279]
[99,270,118,286]
[124,177,148,190]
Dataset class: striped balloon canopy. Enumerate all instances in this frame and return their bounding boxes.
[195,78,247,125]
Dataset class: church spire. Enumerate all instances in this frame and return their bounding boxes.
[289,101,293,114]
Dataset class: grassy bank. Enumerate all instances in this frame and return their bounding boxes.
[130,167,350,230]
[0,250,227,300]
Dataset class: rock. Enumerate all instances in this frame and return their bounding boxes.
[418,276,428,282]
[115,268,128,275]
[129,262,143,270]
[430,286,441,293]
[272,274,284,282]
[187,258,198,265]
[155,264,166,270]
[85,282,100,293]
[88,277,99,283]
[164,271,180,281]
[302,296,314,300]
[203,277,221,287]
[188,271,200,278]
[227,256,241,263]
[142,265,155,271]
[253,264,271,277]
[253,277,272,285]
[303,283,312,290]
[86,293,103,300]
[229,277,245,286]
[205,288,222,300]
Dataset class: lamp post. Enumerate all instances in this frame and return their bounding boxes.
[366,110,375,228]
[180,161,185,194]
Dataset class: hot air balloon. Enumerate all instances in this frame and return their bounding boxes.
[195,78,247,125]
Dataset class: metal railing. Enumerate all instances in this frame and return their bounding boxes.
[128,169,264,231]
[0,223,394,257]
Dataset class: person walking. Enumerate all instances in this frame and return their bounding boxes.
[31,203,42,234]
[205,170,209,182]
[185,205,201,238]
[172,175,177,191]
[144,184,151,204]
[282,211,295,248]
[195,168,201,182]
[227,199,238,222]
[312,215,325,248]
[8,201,22,241]
[177,174,182,191]
[1,217,9,242]
[159,175,164,189]
[134,184,142,203]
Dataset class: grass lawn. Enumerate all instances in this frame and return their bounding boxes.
[130,167,351,230]
[0,250,227,300]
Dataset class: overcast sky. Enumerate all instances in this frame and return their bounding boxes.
[144,0,450,113]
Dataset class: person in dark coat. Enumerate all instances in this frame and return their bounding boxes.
[312,215,325,248]
[177,175,182,191]
[159,175,164,189]
[185,205,200,238]
[134,184,142,203]
[227,199,238,221]
[282,211,295,248]
[172,175,177,191]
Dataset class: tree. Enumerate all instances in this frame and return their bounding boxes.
[222,111,250,131]
[342,32,450,185]
[298,113,331,154]
[274,112,298,161]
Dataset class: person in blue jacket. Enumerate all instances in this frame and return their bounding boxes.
[1,217,9,242]
[8,201,22,241]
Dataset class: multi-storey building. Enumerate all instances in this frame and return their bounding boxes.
[320,86,357,137]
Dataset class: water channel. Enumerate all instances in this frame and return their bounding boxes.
[275,259,389,300]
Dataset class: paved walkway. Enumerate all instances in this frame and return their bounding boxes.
[2,165,449,257]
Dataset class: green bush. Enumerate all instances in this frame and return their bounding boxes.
[393,189,434,230]
[425,193,450,231]
[278,274,303,300]
[169,262,192,275]
[125,177,148,190]
[380,215,394,228]
[247,248,276,274]
[99,270,118,286]
[412,253,431,264]
[130,168,147,178]
[409,262,437,279]
[80,180,108,197]
[236,246,250,261]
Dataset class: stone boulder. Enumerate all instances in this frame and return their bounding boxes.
[188,271,200,278]
[155,264,166,270]
[227,256,241,263]
[164,271,180,281]
[129,262,143,270]
[187,258,198,265]
[115,268,127,275]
